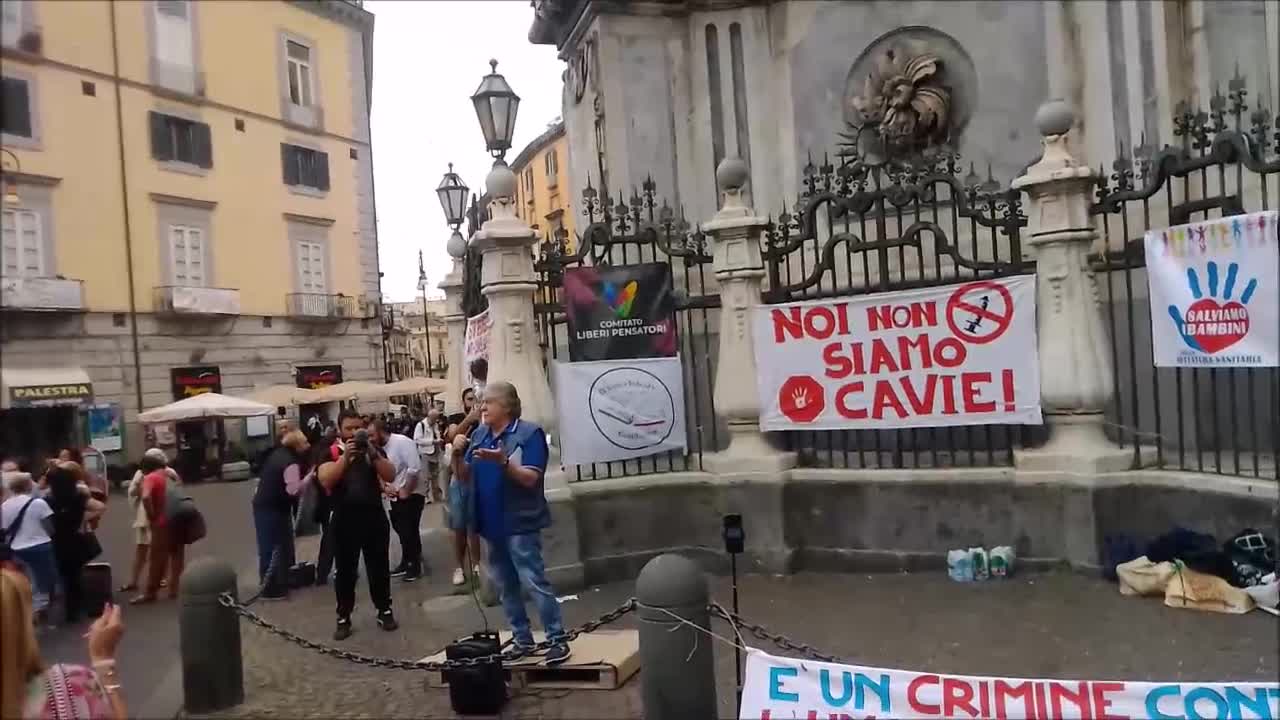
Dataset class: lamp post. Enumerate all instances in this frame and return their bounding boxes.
[417,249,434,378]
[1,148,22,205]
[466,60,554,433]
[435,162,472,411]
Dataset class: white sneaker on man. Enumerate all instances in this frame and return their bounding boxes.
[452,568,466,586]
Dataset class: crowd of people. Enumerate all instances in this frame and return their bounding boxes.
[1,446,205,625]
[0,359,573,718]
[254,358,572,662]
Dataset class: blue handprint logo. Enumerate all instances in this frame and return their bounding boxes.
[1167,261,1256,354]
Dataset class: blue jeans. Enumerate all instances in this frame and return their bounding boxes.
[486,532,564,647]
[15,542,57,612]
[253,505,294,586]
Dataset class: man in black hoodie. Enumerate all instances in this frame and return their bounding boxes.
[252,430,310,599]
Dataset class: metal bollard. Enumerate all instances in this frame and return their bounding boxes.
[636,553,719,720]
[179,558,244,713]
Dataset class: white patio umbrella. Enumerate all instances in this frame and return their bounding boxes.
[138,392,276,424]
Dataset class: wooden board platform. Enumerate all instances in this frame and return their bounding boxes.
[421,630,639,691]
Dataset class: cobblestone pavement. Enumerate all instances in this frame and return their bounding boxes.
[188,510,1278,720]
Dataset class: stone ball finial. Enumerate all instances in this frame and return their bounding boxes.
[486,160,516,199]
[715,156,749,192]
[446,229,467,258]
[1035,99,1074,137]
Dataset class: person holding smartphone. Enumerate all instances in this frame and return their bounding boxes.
[317,410,398,640]
[451,381,569,665]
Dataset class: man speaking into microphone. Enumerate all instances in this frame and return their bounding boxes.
[318,409,399,640]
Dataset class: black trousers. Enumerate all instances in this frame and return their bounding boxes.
[389,494,426,573]
[332,506,391,618]
[316,514,334,582]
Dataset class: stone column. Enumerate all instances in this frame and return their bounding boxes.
[1011,101,1130,474]
[437,235,468,415]
[702,158,794,474]
[470,162,555,435]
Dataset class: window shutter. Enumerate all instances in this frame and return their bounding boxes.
[193,121,213,168]
[281,144,299,185]
[150,112,172,161]
[1,78,31,138]
[316,150,330,191]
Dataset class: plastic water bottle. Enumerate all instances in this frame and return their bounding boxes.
[948,549,973,582]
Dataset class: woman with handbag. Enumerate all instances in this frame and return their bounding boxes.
[45,467,105,625]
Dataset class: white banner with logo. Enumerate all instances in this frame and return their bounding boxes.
[463,309,492,387]
[1144,211,1278,367]
[752,275,1042,431]
[552,356,687,465]
[742,647,1279,720]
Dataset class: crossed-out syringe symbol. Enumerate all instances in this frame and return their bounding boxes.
[965,295,990,334]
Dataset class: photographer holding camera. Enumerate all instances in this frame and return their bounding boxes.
[317,409,399,640]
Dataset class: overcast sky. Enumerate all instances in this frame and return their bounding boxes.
[368,0,565,303]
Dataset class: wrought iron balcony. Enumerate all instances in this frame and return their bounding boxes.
[153,286,240,316]
[286,292,356,320]
[1,276,85,312]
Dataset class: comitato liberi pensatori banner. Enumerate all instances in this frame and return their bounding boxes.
[740,646,1279,720]
[564,262,677,362]
[752,275,1043,431]
[1144,211,1278,368]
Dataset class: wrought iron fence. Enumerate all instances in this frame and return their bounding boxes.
[535,178,721,480]
[763,146,1034,469]
[1090,77,1280,479]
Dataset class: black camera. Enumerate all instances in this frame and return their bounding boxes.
[723,514,745,555]
[352,428,370,454]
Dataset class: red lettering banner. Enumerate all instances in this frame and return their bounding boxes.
[752,276,1042,430]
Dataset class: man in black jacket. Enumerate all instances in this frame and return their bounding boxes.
[317,410,398,640]
[252,430,309,599]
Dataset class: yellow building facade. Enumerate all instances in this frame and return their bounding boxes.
[1,0,382,462]
[511,120,575,252]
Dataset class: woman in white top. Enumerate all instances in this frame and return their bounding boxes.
[1,472,56,620]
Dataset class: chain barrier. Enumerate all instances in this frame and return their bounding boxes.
[709,604,843,664]
[216,592,636,671]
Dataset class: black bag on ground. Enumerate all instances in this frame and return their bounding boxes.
[1224,529,1277,588]
[287,561,316,589]
[1145,527,1231,579]
[444,631,505,716]
[82,562,113,617]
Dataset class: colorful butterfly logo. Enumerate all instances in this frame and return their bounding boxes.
[602,280,639,319]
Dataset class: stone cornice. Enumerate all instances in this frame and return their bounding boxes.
[530,0,769,51]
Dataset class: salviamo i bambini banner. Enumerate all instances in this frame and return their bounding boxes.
[552,356,687,466]
[564,262,677,361]
[751,275,1043,431]
[1144,211,1278,367]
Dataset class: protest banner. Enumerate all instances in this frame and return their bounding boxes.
[564,262,677,361]
[1144,211,1278,367]
[552,356,687,465]
[751,275,1042,431]
[463,309,492,387]
[741,647,1280,720]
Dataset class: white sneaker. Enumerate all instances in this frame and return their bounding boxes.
[452,568,466,586]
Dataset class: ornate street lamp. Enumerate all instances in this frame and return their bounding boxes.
[470,59,520,162]
[435,162,470,228]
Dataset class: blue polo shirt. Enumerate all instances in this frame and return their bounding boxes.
[465,419,548,541]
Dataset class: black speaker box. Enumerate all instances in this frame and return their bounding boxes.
[443,631,506,715]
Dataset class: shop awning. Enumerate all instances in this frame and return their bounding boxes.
[1,366,94,409]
